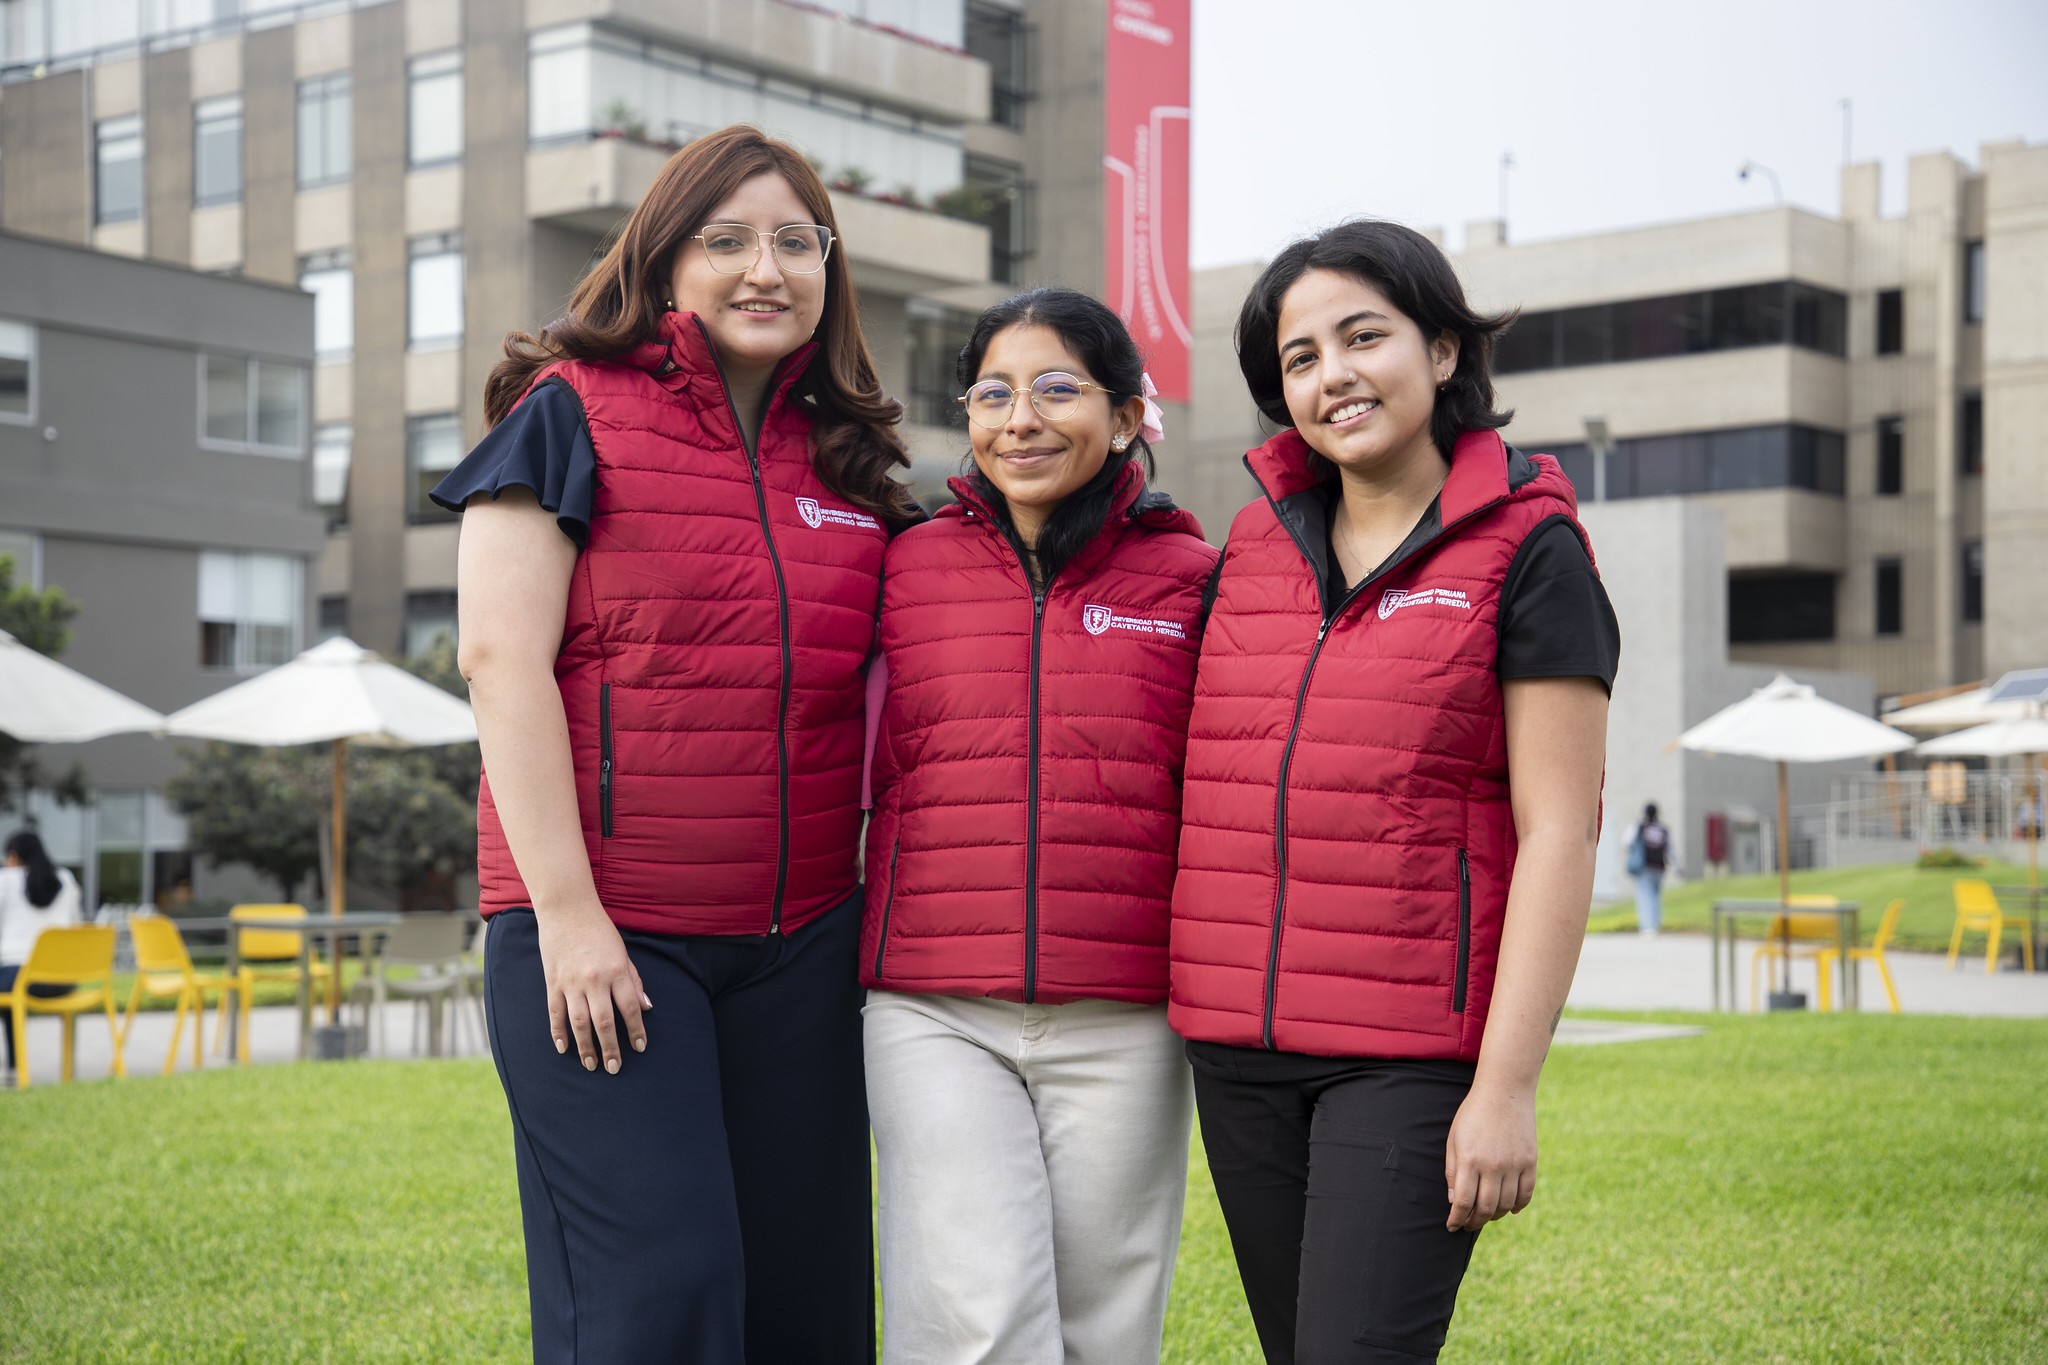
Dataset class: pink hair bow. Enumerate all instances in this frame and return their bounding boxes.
[1139,372,1166,445]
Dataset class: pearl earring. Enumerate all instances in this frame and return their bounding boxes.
[1112,436,1129,451]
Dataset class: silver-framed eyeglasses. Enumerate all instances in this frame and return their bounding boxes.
[690,223,836,275]
[959,372,1112,429]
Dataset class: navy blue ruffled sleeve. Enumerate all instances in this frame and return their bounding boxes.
[429,378,595,546]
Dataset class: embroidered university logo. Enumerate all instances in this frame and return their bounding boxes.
[794,496,880,532]
[1378,586,1473,620]
[1080,603,1187,640]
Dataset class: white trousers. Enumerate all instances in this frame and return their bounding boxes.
[864,991,1193,1365]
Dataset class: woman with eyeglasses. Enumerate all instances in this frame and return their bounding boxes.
[433,126,919,1363]
[860,288,1219,1365]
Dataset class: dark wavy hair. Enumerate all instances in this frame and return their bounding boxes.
[5,829,61,909]
[1235,219,1515,459]
[484,125,917,521]
[957,288,1154,587]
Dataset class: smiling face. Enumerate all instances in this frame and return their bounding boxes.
[1276,268,1457,477]
[967,323,1143,546]
[667,171,828,389]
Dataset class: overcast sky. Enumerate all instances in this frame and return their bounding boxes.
[1189,0,2048,267]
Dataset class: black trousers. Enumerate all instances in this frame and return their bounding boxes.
[0,965,69,1071]
[1191,1049,1480,1364]
[485,893,873,1365]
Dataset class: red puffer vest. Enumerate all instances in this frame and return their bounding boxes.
[475,312,889,936]
[862,466,1219,1004]
[1169,429,1594,1059]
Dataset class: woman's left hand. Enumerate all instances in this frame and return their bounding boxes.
[1443,1081,1538,1232]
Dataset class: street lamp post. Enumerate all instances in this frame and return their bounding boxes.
[1583,416,1612,504]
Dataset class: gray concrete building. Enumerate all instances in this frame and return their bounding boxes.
[0,229,324,908]
[1,0,1136,660]
[1186,144,2048,704]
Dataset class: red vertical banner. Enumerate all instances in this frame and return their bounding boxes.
[1103,0,1191,402]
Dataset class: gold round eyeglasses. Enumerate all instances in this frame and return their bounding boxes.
[689,223,836,275]
[959,372,1112,429]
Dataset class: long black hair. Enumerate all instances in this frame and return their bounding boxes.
[5,830,62,909]
[1235,219,1515,459]
[957,288,1155,587]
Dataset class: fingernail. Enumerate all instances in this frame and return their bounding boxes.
[582,1055,594,1070]
[641,993,653,1009]
[633,1037,645,1052]
[606,1058,620,1074]
[554,1037,566,1054]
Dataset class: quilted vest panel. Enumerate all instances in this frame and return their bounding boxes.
[862,468,1219,1003]
[1169,429,1592,1059]
[476,313,888,936]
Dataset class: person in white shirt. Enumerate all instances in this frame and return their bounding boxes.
[1,829,84,1083]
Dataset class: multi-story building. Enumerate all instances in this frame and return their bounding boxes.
[1187,144,2048,702]
[0,228,323,908]
[1,0,1152,661]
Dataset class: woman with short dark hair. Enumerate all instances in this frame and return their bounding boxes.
[1171,220,1619,1362]
[1,829,83,1085]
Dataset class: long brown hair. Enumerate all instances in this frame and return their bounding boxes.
[485,125,916,519]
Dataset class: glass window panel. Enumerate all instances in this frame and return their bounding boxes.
[0,317,31,416]
[408,248,464,347]
[0,528,41,589]
[1963,242,1985,324]
[300,265,353,357]
[1493,312,1553,373]
[200,620,238,668]
[203,353,247,443]
[244,554,297,627]
[1876,289,1904,355]
[193,95,242,206]
[1729,573,1836,644]
[1962,542,1984,623]
[254,362,305,449]
[1789,282,1847,356]
[409,414,464,520]
[409,54,464,167]
[404,591,460,660]
[313,423,351,525]
[1543,443,1595,500]
[1705,282,1784,350]
[1875,558,1903,636]
[1627,433,1705,497]
[298,74,351,188]
[96,115,143,225]
[1875,415,1904,495]
[528,44,590,142]
[1707,426,1770,491]
[198,550,239,621]
[1958,393,1983,476]
[1557,303,1613,368]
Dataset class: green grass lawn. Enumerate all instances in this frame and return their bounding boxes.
[1588,858,2042,953]
[2,1014,2044,1363]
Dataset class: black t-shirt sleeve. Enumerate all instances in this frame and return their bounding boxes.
[1497,519,1620,692]
[427,378,595,546]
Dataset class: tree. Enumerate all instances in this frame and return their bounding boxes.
[163,742,327,902]
[0,552,87,814]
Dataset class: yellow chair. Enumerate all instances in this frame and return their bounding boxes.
[117,916,242,1075]
[226,904,331,1063]
[4,925,123,1088]
[1946,880,2034,974]
[1815,898,1904,1014]
[1750,898,1845,1012]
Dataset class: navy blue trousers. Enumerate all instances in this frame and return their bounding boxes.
[485,892,873,1364]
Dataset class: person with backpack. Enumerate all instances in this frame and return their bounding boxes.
[1625,802,1671,935]
[862,288,1219,1364]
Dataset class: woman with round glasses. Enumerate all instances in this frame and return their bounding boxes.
[860,287,1219,1364]
[432,125,918,1362]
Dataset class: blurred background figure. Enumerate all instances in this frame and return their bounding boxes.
[0,829,82,1084]
[1625,803,1671,935]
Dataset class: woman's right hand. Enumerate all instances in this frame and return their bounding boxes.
[536,900,652,1073]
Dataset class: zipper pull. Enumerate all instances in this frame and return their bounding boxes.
[1317,618,1331,641]
[1034,592,1046,619]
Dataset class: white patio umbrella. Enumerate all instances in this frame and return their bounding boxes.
[1917,716,2048,890]
[0,628,164,743]
[162,637,477,1016]
[1679,675,1915,1001]
[1881,687,2029,733]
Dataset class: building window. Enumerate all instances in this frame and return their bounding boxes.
[1874,558,1903,637]
[297,73,352,190]
[1729,573,1836,644]
[1875,289,1903,355]
[949,154,1031,284]
[1963,241,1985,325]
[1494,280,1846,374]
[966,2,1030,128]
[0,528,42,590]
[200,353,308,454]
[1958,393,1983,476]
[193,95,242,207]
[404,590,460,660]
[0,317,34,421]
[312,423,351,530]
[95,115,143,225]
[1539,423,1845,503]
[905,301,976,428]
[408,233,463,349]
[408,413,463,522]
[408,51,464,169]
[318,594,350,643]
[298,250,352,359]
[1874,416,1904,496]
[1962,542,1983,624]
[198,551,301,670]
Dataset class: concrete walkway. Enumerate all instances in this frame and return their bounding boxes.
[1568,932,2048,1017]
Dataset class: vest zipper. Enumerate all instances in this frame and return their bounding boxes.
[696,318,794,933]
[598,682,614,839]
[1023,587,1047,1002]
[1453,848,1471,1013]
[1261,614,1332,1048]
[872,836,902,978]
